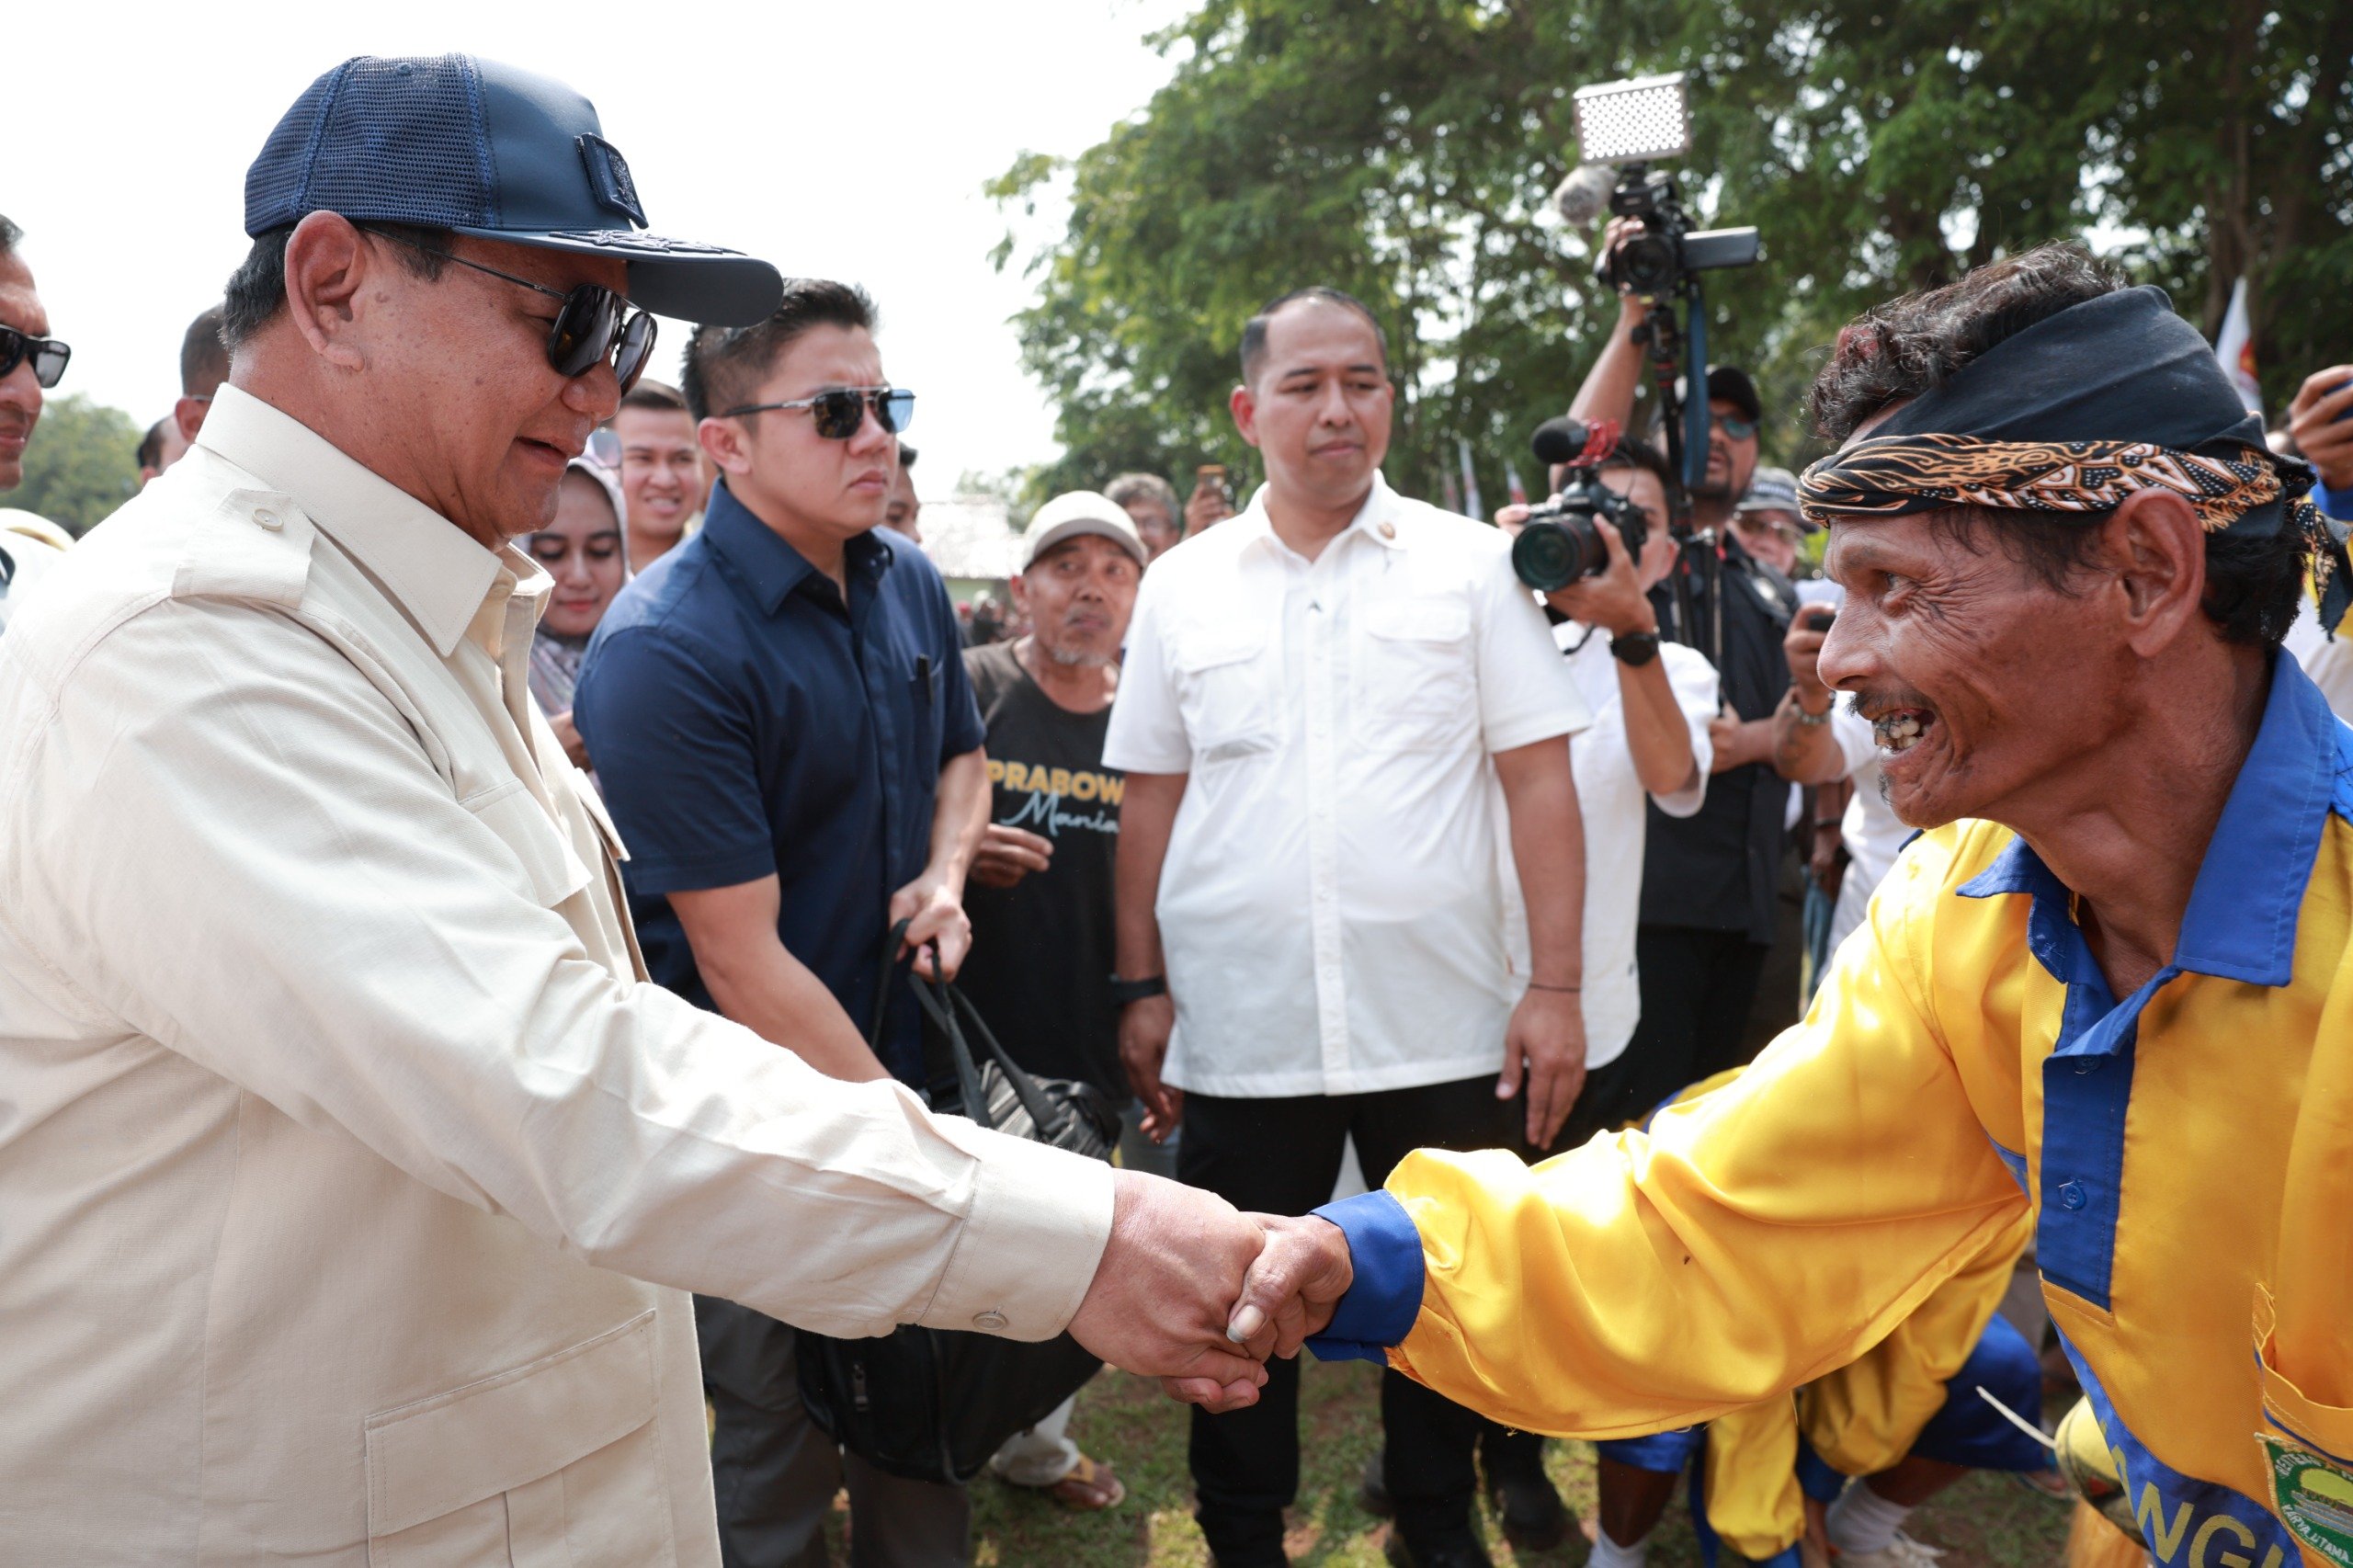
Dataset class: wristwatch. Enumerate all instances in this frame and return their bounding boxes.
[1108,974,1167,1006]
[1609,631,1661,666]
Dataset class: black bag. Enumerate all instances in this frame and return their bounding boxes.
[795,926,1119,1484]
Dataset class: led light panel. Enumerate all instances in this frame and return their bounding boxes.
[1573,73,1692,165]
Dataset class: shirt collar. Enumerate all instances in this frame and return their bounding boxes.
[1959,649,2341,986]
[701,479,892,616]
[192,385,504,659]
[1233,472,1406,560]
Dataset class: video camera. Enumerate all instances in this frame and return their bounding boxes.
[1510,415,1649,591]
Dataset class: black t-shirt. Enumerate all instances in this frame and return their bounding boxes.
[1639,531,1795,943]
[955,642,1128,1104]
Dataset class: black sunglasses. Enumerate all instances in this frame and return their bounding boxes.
[362,228,655,392]
[716,387,916,439]
[1711,411,1759,442]
[0,325,71,390]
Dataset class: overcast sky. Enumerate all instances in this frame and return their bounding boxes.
[10,1,1188,488]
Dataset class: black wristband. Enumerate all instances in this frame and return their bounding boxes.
[1108,974,1167,1006]
[1609,631,1661,666]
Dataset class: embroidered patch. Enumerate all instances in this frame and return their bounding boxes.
[576,133,646,226]
[2260,1433,2353,1565]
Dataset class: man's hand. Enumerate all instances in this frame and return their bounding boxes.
[1543,517,1657,637]
[1499,985,1586,1149]
[548,710,592,771]
[2289,369,2353,492]
[1068,1171,1269,1414]
[970,824,1052,890]
[1783,610,1835,710]
[1185,475,1236,534]
[889,871,972,981]
[1120,994,1182,1142]
[1219,1212,1356,1366]
[1709,708,1774,773]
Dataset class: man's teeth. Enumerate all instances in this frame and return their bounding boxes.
[1875,710,1929,753]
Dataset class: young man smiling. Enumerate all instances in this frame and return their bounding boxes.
[576,280,996,1566]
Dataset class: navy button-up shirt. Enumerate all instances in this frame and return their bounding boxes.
[574,480,983,1085]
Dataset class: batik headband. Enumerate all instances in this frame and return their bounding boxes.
[1797,432,2348,631]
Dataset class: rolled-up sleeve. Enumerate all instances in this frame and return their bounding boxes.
[4,600,1112,1342]
[1651,642,1721,818]
[1305,831,2027,1437]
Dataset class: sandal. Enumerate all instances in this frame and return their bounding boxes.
[1048,1453,1127,1512]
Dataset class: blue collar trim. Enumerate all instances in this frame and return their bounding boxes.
[1958,651,2337,987]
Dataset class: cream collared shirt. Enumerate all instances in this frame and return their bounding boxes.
[0,386,1113,1566]
[1103,477,1590,1097]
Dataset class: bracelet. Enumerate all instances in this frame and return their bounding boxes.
[1813,819,1845,830]
[1789,692,1835,727]
[1527,981,1583,994]
[1108,974,1167,1006]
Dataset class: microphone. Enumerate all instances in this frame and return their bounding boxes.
[1551,163,1618,230]
[1530,415,1620,469]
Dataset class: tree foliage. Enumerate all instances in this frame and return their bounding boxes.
[993,0,2353,508]
[11,393,142,538]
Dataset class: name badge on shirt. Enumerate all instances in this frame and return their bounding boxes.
[2259,1433,2353,1565]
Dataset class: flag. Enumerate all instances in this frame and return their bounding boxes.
[1457,437,1484,522]
[1505,463,1529,507]
[2213,277,2262,415]
[1439,466,1462,516]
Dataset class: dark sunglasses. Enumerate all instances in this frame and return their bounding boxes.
[717,387,916,439]
[0,325,71,389]
[1711,411,1758,442]
[362,228,655,392]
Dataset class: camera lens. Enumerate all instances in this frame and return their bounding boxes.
[1511,518,1608,591]
[1617,233,1678,296]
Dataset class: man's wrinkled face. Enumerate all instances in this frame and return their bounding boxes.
[1014,533,1141,667]
[358,231,625,541]
[721,324,895,545]
[0,251,51,491]
[614,404,702,541]
[1817,415,2121,831]
[1733,508,1801,574]
[1233,300,1392,513]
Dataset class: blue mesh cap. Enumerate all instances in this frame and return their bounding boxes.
[244,55,781,325]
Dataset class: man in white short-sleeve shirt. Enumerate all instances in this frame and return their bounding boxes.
[1104,286,1591,1568]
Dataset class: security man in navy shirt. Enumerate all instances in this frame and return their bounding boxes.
[575,279,990,1567]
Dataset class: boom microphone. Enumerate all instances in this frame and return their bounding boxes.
[1551,163,1618,230]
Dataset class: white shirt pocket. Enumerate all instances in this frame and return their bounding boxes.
[1175,623,1277,763]
[363,1311,673,1567]
[1357,595,1475,749]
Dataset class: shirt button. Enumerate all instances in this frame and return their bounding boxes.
[2073,1057,2099,1075]
[253,507,282,530]
[972,1310,1008,1331]
[2055,1180,2087,1211]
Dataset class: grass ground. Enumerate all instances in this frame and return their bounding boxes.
[827,1359,2075,1566]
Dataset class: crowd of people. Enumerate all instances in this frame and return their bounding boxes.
[6,50,2353,1568]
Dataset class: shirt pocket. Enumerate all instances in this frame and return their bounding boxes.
[467,780,594,908]
[1174,623,1276,762]
[1356,594,1476,751]
[364,1310,674,1568]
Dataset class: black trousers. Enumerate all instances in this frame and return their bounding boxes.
[1178,1076,1515,1560]
[1608,926,1772,1128]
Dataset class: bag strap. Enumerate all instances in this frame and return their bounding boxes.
[872,918,1071,1141]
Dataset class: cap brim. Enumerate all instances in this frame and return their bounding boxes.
[451,225,784,325]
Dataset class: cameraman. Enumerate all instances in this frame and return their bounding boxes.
[1561,218,1795,1105]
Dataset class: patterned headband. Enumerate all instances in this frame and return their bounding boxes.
[1798,432,2349,632]
[1797,434,2287,532]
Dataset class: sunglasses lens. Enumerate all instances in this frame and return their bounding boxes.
[33,346,68,389]
[812,390,867,439]
[0,328,23,381]
[549,288,619,379]
[613,312,655,393]
[881,391,915,436]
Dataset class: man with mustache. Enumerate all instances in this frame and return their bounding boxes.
[1219,244,2353,1568]
[0,57,1276,1566]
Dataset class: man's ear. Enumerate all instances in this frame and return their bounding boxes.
[698,414,752,476]
[1006,571,1032,618]
[2101,488,2208,656]
[280,211,374,372]
[1230,384,1261,449]
[172,394,208,445]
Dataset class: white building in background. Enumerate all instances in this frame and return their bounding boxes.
[916,493,1024,603]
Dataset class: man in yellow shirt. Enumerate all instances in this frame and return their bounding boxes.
[1198,245,2353,1568]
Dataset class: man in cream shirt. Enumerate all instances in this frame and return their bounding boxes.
[0,56,1269,1565]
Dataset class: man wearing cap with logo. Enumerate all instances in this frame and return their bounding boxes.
[1563,239,1797,1108]
[0,55,1283,1566]
[1222,245,2353,1568]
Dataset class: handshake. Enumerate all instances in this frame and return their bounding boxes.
[1063,1171,1368,1412]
